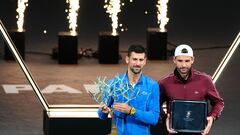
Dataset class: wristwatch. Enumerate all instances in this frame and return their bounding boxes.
[130,107,136,115]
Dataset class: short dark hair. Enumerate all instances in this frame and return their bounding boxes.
[127,44,147,57]
[181,48,188,54]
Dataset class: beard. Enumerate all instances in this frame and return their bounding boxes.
[178,67,190,75]
[130,66,142,74]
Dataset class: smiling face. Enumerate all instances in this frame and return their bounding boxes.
[173,55,194,75]
[126,52,146,75]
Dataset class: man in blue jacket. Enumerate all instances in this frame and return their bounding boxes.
[98,44,160,135]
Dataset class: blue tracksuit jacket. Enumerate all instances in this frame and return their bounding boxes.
[98,72,160,135]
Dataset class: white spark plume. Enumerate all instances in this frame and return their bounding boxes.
[104,0,122,36]
[66,0,80,36]
[16,0,28,32]
[157,0,169,32]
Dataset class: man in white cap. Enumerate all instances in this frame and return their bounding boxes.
[158,44,224,135]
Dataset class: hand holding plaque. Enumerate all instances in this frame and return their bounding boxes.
[170,100,208,133]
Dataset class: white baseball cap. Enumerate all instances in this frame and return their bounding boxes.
[174,44,193,57]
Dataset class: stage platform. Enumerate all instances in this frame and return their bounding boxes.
[0,46,240,134]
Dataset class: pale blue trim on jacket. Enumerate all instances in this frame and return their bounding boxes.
[98,72,160,135]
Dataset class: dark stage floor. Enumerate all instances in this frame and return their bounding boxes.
[0,43,239,134]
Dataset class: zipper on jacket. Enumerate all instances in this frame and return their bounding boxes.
[183,84,186,99]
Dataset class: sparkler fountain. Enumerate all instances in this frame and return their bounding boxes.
[58,0,80,64]
[147,0,169,60]
[4,0,28,60]
[98,0,123,64]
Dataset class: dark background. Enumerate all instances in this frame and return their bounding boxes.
[0,0,239,52]
[0,1,240,135]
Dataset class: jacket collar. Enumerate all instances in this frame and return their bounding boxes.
[123,71,144,86]
[174,68,193,83]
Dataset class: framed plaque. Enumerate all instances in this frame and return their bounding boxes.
[170,100,208,133]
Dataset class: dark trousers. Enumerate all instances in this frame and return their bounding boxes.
[150,119,168,135]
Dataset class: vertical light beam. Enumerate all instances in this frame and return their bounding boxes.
[0,20,49,111]
[66,0,80,36]
[156,0,169,32]
[16,0,28,32]
[104,0,122,36]
[212,32,240,84]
